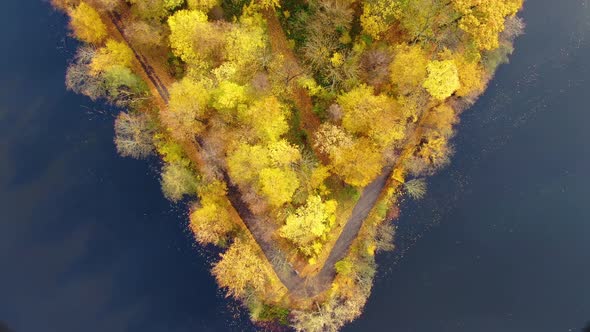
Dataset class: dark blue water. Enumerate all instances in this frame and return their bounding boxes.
[1,1,588,332]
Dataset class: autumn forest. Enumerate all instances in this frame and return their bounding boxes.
[51,0,524,330]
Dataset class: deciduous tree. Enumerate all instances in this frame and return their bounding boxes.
[452,0,524,51]
[258,167,300,207]
[68,2,107,44]
[423,60,460,100]
[168,9,226,67]
[212,238,275,297]
[279,195,337,257]
[114,112,155,159]
[390,44,429,96]
[189,181,234,245]
[160,161,200,201]
[90,39,134,74]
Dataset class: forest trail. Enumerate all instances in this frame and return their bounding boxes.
[104,8,430,299]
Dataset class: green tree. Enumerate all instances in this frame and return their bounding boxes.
[331,138,384,187]
[168,9,226,68]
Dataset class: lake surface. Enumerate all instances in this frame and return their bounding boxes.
[1,1,589,331]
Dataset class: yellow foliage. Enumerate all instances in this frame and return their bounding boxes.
[418,133,451,168]
[164,77,211,138]
[266,140,301,166]
[227,140,301,205]
[423,60,461,100]
[454,55,486,97]
[338,85,405,147]
[310,166,331,191]
[90,39,134,75]
[258,167,300,207]
[423,104,457,138]
[211,81,249,116]
[212,238,277,298]
[314,123,354,156]
[225,15,267,78]
[238,96,289,142]
[189,181,234,245]
[390,44,429,95]
[332,138,384,187]
[187,0,219,11]
[69,2,107,44]
[168,9,224,67]
[453,0,524,51]
[279,195,338,257]
[330,52,345,67]
[297,77,323,96]
[360,1,401,40]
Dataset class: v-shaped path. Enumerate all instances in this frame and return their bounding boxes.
[107,8,424,299]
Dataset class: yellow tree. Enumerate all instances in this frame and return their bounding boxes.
[390,44,429,96]
[168,10,225,67]
[279,195,338,257]
[187,0,219,11]
[338,85,405,148]
[258,167,300,207]
[227,140,301,206]
[160,161,200,201]
[314,123,354,157]
[211,81,250,117]
[452,0,524,51]
[238,96,289,143]
[266,140,302,166]
[360,1,401,40]
[417,133,451,169]
[69,2,107,44]
[212,238,275,298]
[454,54,486,97]
[226,143,271,184]
[422,104,457,138]
[189,181,235,245]
[423,60,460,100]
[332,138,384,187]
[224,13,267,80]
[163,77,211,140]
[90,39,134,74]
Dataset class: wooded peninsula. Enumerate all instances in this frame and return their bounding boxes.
[51,0,524,330]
